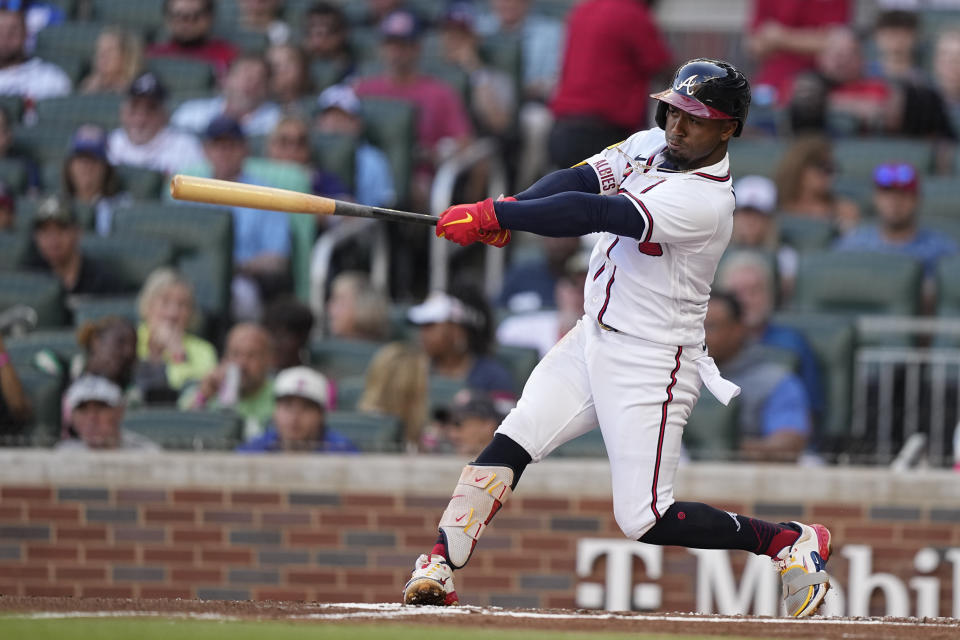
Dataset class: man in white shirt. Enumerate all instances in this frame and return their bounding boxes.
[0,6,70,102]
[108,71,205,175]
[57,375,160,452]
[172,53,281,137]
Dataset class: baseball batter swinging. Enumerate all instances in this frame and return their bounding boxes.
[403,59,832,618]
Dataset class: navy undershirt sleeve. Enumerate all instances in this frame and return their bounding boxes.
[514,164,600,200]
[494,191,648,240]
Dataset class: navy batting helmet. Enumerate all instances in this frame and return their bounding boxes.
[651,58,751,137]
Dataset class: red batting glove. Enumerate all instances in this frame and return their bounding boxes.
[436,197,511,247]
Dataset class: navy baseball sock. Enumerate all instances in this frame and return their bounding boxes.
[432,434,532,562]
[639,501,801,557]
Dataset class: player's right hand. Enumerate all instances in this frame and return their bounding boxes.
[436,198,511,248]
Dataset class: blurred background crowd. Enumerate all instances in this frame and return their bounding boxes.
[0,0,958,469]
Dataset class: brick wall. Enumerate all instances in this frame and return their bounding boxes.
[0,452,957,616]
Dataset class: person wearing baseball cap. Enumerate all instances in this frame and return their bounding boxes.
[63,124,129,236]
[834,162,957,287]
[443,388,511,457]
[108,71,205,175]
[237,366,358,453]
[57,375,159,451]
[730,175,799,296]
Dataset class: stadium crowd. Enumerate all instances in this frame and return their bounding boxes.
[0,0,958,467]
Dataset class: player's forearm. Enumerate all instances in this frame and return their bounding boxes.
[515,164,600,201]
[494,192,646,239]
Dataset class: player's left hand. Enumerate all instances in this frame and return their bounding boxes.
[436,198,512,248]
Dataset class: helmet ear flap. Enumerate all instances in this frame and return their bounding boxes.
[655,101,667,130]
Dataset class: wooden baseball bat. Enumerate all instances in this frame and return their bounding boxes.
[169,175,440,226]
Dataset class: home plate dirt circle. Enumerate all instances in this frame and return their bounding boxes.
[2,597,959,639]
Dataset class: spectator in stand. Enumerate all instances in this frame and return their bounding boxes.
[237,366,357,452]
[498,235,580,312]
[716,250,824,429]
[549,0,670,171]
[934,29,960,132]
[62,125,130,237]
[173,54,281,137]
[444,388,506,458]
[0,5,70,101]
[79,27,144,95]
[201,115,292,321]
[134,267,217,396]
[326,271,390,341]
[30,195,125,298]
[497,251,588,358]
[238,0,291,46]
[439,2,516,140]
[357,341,430,451]
[705,291,811,463]
[774,137,860,234]
[353,8,474,212]
[266,44,312,109]
[262,296,314,370]
[180,322,276,440]
[0,332,31,443]
[57,375,159,451]
[266,114,351,202]
[408,288,516,399]
[313,84,396,208]
[869,10,922,82]
[75,316,141,407]
[0,180,15,231]
[835,162,957,309]
[729,175,799,299]
[302,2,355,82]
[148,0,237,78]
[108,72,206,176]
[747,0,851,106]
[477,0,564,186]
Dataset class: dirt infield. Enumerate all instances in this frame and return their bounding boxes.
[2,597,959,640]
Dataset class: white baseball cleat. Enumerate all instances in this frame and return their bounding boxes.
[775,522,832,618]
[402,553,459,606]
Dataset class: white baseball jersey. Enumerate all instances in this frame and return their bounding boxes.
[581,127,735,347]
[108,126,205,175]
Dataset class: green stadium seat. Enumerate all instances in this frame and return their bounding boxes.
[121,408,244,450]
[334,375,367,411]
[35,93,124,130]
[552,428,606,458]
[71,296,139,328]
[683,393,740,460]
[16,367,64,445]
[493,344,539,391]
[772,312,856,449]
[727,139,787,178]
[115,165,166,201]
[80,233,174,291]
[326,410,402,452]
[309,59,351,93]
[0,95,23,123]
[91,0,164,36]
[212,29,268,54]
[0,272,66,328]
[0,157,27,195]
[919,176,960,219]
[5,329,79,368]
[428,375,467,412]
[310,132,358,191]
[347,27,382,63]
[11,122,75,164]
[0,231,29,271]
[778,215,837,252]
[146,57,216,94]
[927,216,960,246]
[388,304,414,340]
[34,22,105,65]
[480,33,524,95]
[309,338,383,378]
[792,250,923,317]
[360,98,416,208]
[833,140,933,179]
[936,254,960,347]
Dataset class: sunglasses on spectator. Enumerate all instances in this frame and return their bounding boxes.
[873,163,917,191]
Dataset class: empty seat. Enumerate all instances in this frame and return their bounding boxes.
[146,57,215,94]
[5,329,79,368]
[0,231,29,271]
[11,122,75,164]
[793,251,922,317]
[727,138,787,178]
[778,215,837,252]
[115,165,166,201]
[325,410,401,452]
[360,98,416,208]
[0,158,28,194]
[0,272,66,328]
[310,338,383,378]
[833,139,932,179]
[80,233,174,291]
[310,132,358,192]
[122,408,243,450]
[16,367,64,445]
[428,375,467,412]
[35,93,124,130]
[91,0,164,36]
[0,95,23,123]
[493,344,539,391]
[683,393,740,460]
[772,312,856,450]
[34,22,105,65]
[71,296,139,328]
[334,375,367,412]
[919,176,960,219]
[551,428,606,458]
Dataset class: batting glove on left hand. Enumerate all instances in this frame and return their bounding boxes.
[436,197,513,248]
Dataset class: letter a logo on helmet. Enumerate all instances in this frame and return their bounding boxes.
[651,58,751,136]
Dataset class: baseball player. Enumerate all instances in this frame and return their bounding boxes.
[403,59,832,618]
